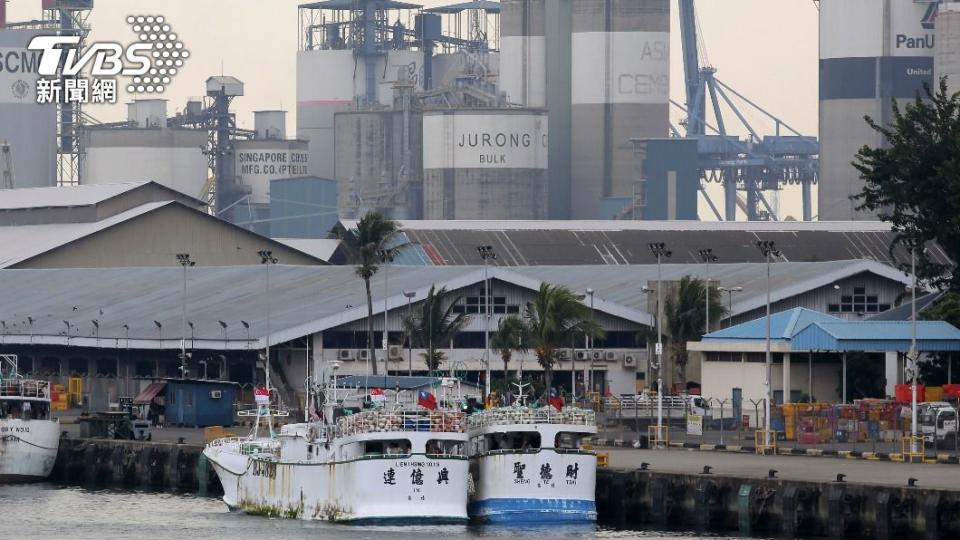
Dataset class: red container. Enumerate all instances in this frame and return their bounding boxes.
[943,384,960,398]
[895,384,925,403]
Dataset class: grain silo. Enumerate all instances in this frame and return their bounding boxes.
[819,0,936,221]
[569,0,670,219]
[422,108,547,219]
[233,111,310,235]
[0,29,57,188]
[81,100,209,199]
[936,2,960,96]
[500,0,546,107]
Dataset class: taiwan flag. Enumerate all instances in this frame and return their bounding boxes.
[418,390,437,410]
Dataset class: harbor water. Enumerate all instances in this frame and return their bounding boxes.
[0,484,752,540]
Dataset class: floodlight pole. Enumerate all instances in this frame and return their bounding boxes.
[911,246,918,453]
[698,249,718,334]
[757,240,781,449]
[259,249,278,435]
[649,242,671,442]
[477,245,496,398]
[176,253,194,379]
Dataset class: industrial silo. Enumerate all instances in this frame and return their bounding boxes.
[334,108,424,219]
[233,111,310,234]
[422,108,547,219]
[0,29,57,188]
[936,2,960,96]
[81,100,209,199]
[569,0,670,219]
[296,1,425,179]
[819,0,935,220]
[500,0,546,107]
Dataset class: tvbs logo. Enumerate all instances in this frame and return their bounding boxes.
[26,15,189,104]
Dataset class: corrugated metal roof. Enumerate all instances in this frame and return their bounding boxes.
[340,219,897,232]
[791,321,960,352]
[0,181,152,210]
[0,260,910,351]
[703,308,843,341]
[274,238,341,262]
[0,201,169,268]
[866,291,945,321]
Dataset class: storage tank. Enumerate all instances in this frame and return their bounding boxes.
[234,138,310,206]
[422,109,547,220]
[334,109,424,219]
[569,0,670,219]
[0,29,57,188]
[81,100,209,199]
[936,2,960,96]
[500,0,546,107]
[819,0,936,220]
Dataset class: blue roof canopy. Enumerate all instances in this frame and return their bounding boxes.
[791,321,960,352]
[703,307,842,341]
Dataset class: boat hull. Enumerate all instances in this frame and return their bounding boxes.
[0,419,60,482]
[469,450,597,523]
[205,444,469,523]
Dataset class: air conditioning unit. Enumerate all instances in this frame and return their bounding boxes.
[338,349,354,361]
[590,350,604,362]
[575,351,588,361]
[209,390,223,399]
[388,345,403,361]
[557,350,570,360]
[623,355,637,368]
[605,351,618,362]
[359,350,370,361]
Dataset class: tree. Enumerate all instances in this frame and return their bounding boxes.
[854,78,960,291]
[664,276,726,386]
[523,283,603,397]
[918,292,960,384]
[402,285,471,373]
[342,212,398,375]
[490,315,529,383]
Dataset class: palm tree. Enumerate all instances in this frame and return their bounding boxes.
[523,283,603,398]
[664,275,726,386]
[490,315,529,383]
[342,212,399,375]
[403,285,471,373]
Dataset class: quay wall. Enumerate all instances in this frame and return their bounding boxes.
[597,467,960,539]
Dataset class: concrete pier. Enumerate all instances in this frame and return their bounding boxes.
[51,438,221,496]
[597,449,960,538]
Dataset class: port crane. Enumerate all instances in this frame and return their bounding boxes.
[677,0,819,221]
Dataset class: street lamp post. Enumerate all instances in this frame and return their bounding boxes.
[756,240,782,449]
[176,253,195,379]
[477,245,497,398]
[910,245,919,452]
[717,286,743,328]
[258,249,278,434]
[649,242,671,443]
[697,249,718,334]
[586,288,595,395]
[378,249,395,376]
[403,291,416,376]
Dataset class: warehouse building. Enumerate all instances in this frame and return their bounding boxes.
[0,260,914,411]
[0,181,325,268]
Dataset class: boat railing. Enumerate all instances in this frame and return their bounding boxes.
[467,406,596,430]
[335,410,466,437]
[0,379,50,400]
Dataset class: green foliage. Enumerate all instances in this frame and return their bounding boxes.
[854,78,960,291]
[490,314,530,382]
[523,283,604,394]
[919,292,960,384]
[402,285,471,372]
[340,212,399,375]
[664,276,727,384]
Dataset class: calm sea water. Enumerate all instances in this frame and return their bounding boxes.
[0,484,755,540]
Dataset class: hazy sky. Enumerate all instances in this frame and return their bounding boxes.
[8,0,820,218]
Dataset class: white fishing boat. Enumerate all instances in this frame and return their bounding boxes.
[0,355,60,482]
[467,399,597,523]
[204,375,471,523]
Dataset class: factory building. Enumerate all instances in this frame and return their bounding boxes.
[0,28,57,189]
[269,176,339,239]
[936,2,960,96]
[818,0,936,221]
[422,108,547,219]
[0,181,324,269]
[605,138,698,220]
[232,111,310,236]
[80,100,209,200]
[0,260,915,409]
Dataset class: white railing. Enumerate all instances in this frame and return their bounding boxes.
[466,406,596,430]
[335,410,466,438]
[0,379,50,400]
[605,395,688,411]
